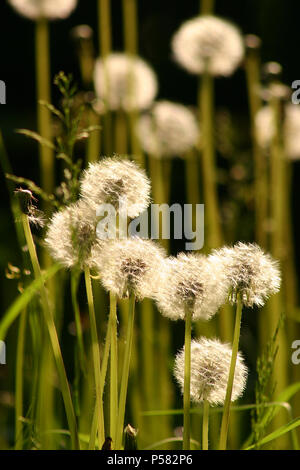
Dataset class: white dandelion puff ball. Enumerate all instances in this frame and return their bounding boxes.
[80,157,151,219]
[255,104,300,160]
[174,338,248,405]
[92,238,166,300]
[172,15,244,77]
[94,53,158,112]
[209,242,281,307]
[155,252,229,321]
[136,100,200,158]
[45,200,98,270]
[8,0,78,20]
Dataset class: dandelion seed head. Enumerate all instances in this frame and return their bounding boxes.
[171,15,244,76]
[80,157,151,218]
[155,252,229,321]
[255,104,300,160]
[8,0,77,20]
[209,242,281,307]
[174,337,248,405]
[94,53,158,111]
[136,101,200,158]
[92,238,165,299]
[45,200,98,269]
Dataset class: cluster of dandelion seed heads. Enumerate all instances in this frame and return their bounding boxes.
[8,0,77,20]
[94,53,158,112]
[80,157,151,218]
[136,100,200,158]
[174,338,248,405]
[45,200,98,270]
[209,242,281,307]
[155,252,230,321]
[91,238,165,299]
[255,104,300,160]
[172,15,244,77]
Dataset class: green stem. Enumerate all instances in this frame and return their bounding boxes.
[84,267,105,448]
[115,293,136,450]
[219,294,243,450]
[35,19,54,196]
[110,292,118,444]
[86,109,101,164]
[89,303,112,449]
[199,72,222,250]
[202,399,209,450]
[183,310,192,450]
[200,0,215,14]
[21,214,79,449]
[15,309,27,450]
[122,0,138,55]
[71,270,86,375]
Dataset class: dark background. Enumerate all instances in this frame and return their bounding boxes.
[1,0,300,305]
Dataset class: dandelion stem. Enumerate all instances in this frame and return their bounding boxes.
[219,293,243,450]
[21,214,79,449]
[15,308,27,450]
[199,72,222,250]
[84,267,105,448]
[183,309,192,450]
[115,293,136,450]
[200,0,215,14]
[110,292,118,444]
[71,270,86,374]
[202,399,210,450]
[35,19,54,196]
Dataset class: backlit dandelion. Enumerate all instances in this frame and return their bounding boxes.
[8,0,78,20]
[92,237,165,300]
[80,157,151,218]
[255,104,300,160]
[174,338,248,405]
[209,242,281,307]
[155,252,229,321]
[171,15,244,76]
[136,100,200,157]
[94,53,158,111]
[45,200,98,270]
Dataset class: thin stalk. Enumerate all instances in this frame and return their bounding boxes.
[245,44,267,248]
[202,399,209,450]
[21,214,79,449]
[84,267,105,448]
[110,292,118,444]
[15,309,27,450]
[71,270,86,375]
[122,0,138,55]
[115,293,136,450]
[183,309,192,450]
[199,72,222,250]
[219,294,243,450]
[200,0,215,14]
[35,19,54,195]
[89,306,112,449]
[86,109,101,164]
[115,110,128,155]
[97,0,112,155]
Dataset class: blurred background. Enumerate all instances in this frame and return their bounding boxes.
[1,0,300,450]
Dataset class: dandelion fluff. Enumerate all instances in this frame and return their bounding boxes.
[255,104,300,160]
[172,15,244,76]
[174,338,248,405]
[8,0,77,20]
[94,53,158,111]
[45,200,98,269]
[92,238,165,300]
[80,157,151,218]
[209,242,281,307]
[155,252,229,321]
[136,100,200,157]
